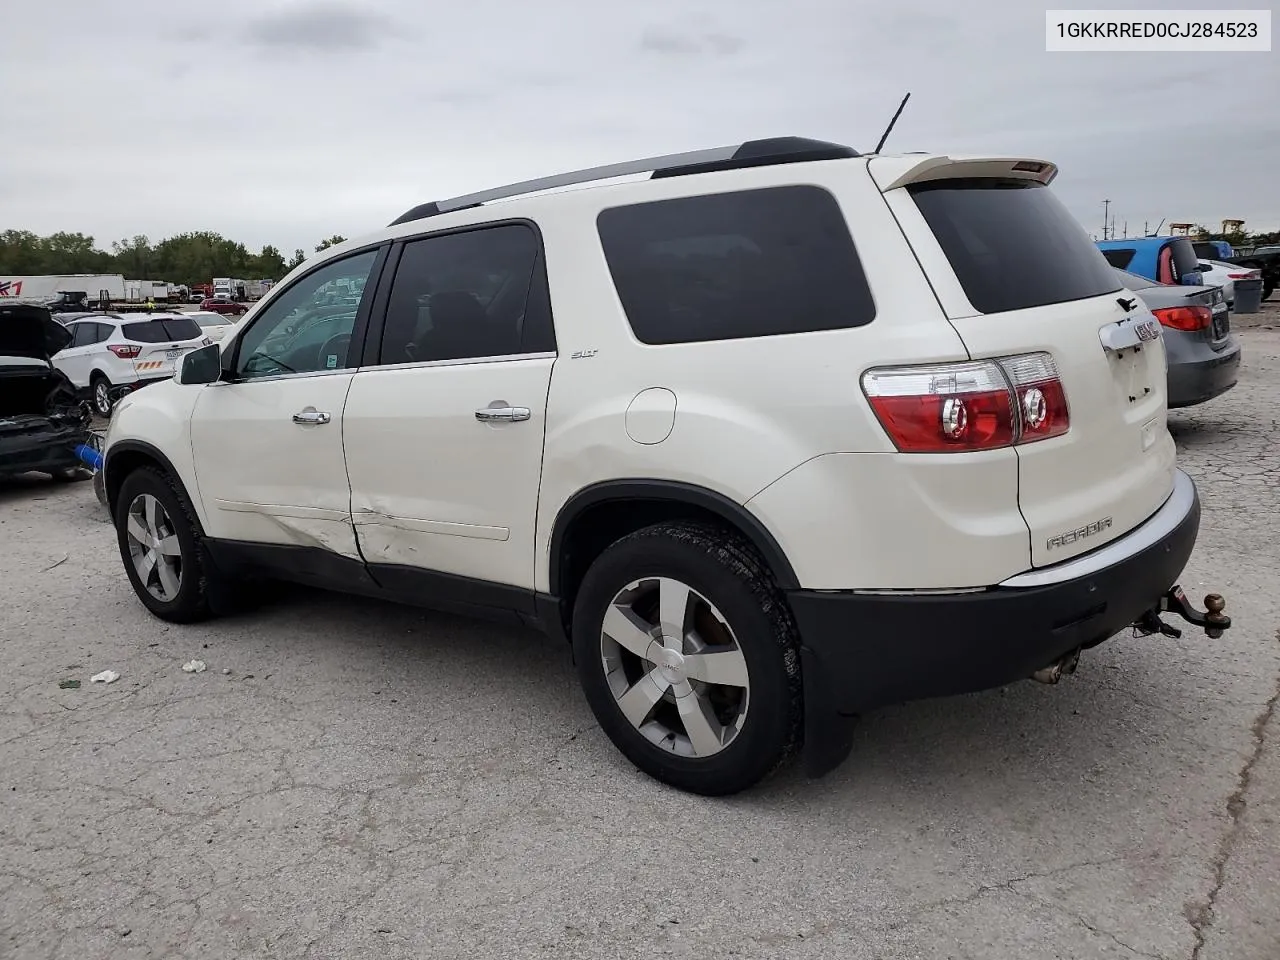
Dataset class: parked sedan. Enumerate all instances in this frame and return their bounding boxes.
[1193,260,1261,306]
[199,297,248,316]
[186,310,239,342]
[1116,269,1240,408]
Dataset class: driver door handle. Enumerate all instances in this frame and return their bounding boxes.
[475,404,531,423]
[292,408,331,425]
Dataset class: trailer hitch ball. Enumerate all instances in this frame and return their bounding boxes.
[1203,593,1228,639]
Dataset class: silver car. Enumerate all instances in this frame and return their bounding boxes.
[1116,269,1241,408]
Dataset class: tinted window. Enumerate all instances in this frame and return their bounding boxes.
[70,323,97,347]
[597,186,875,345]
[1193,242,1220,259]
[1101,248,1136,269]
[235,249,379,379]
[910,179,1121,313]
[122,318,203,342]
[378,224,550,364]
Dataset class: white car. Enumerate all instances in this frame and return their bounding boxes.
[100,137,1227,795]
[55,313,211,416]
[186,310,240,343]
[1195,260,1260,306]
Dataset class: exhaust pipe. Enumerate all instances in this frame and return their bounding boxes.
[1031,648,1081,685]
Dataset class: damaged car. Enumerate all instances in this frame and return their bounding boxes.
[1,303,95,482]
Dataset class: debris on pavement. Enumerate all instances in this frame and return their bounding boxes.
[42,554,69,572]
[90,670,120,684]
[181,659,207,674]
[222,668,231,675]
[57,679,80,690]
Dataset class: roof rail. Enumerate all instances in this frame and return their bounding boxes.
[387,136,859,227]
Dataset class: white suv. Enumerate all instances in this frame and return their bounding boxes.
[100,137,1225,795]
[56,313,211,416]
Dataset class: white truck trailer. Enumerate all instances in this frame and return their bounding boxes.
[0,274,127,303]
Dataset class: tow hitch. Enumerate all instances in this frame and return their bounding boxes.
[1134,586,1231,640]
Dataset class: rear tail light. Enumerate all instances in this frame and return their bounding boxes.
[999,352,1070,442]
[1152,305,1212,332]
[1227,272,1257,280]
[862,352,1069,453]
[108,344,141,358]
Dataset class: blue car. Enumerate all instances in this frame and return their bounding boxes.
[1096,236,1202,286]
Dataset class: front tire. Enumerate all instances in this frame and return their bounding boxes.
[91,375,113,418]
[572,521,802,796]
[114,467,217,623]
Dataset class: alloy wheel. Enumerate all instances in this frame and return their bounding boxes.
[125,493,183,601]
[599,576,751,758]
[94,380,111,416]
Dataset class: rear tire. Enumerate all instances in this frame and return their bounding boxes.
[1263,282,1274,302]
[114,467,219,623]
[571,521,802,796]
[91,375,113,418]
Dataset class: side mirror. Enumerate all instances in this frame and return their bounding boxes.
[1197,263,1212,270]
[176,343,222,385]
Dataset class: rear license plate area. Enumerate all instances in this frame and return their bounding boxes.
[1211,312,1230,340]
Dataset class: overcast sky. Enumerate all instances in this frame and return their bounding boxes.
[6,0,1277,254]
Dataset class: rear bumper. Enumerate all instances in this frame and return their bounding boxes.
[1167,340,1241,409]
[0,425,91,478]
[789,469,1200,772]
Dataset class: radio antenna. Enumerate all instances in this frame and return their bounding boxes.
[873,92,911,154]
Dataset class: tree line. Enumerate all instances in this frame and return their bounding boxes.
[0,230,349,287]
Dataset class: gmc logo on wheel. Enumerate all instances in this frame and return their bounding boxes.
[1047,517,1113,550]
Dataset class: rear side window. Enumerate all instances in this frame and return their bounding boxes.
[122,318,203,342]
[597,186,875,345]
[909,179,1120,314]
[70,323,98,347]
[1100,248,1136,269]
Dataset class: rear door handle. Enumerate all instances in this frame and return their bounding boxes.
[292,408,331,425]
[475,404,531,423]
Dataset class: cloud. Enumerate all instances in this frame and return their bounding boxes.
[638,26,744,58]
[246,1,400,51]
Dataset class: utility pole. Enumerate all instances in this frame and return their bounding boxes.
[1102,199,1111,240]
[1123,220,1128,239]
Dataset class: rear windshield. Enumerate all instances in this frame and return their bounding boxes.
[909,179,1121,314]
[121,318,203,342]
[1116,270,1155,291]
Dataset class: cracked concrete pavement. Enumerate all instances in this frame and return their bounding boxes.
[2,326,1278,960]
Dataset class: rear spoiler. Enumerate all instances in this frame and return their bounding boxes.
[869,155,1059,192]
